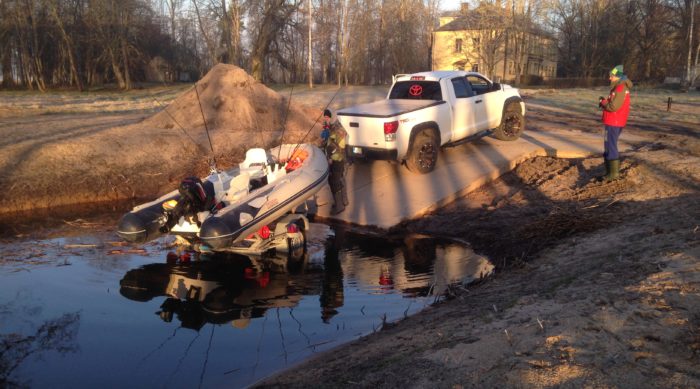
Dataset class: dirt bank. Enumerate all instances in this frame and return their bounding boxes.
[258,109,700,387]
[0,64,322,220]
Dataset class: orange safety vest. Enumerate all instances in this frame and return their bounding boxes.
[602,83,631,127]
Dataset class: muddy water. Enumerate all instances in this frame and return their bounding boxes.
[1,223,493,388]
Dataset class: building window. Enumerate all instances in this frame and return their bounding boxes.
[472,37,480,50]
[471,64,479,72]
[455,39,463,53]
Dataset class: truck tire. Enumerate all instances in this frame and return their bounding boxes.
[493,103,524,141]
[405,129,439,174]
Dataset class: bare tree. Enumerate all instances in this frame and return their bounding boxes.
[685,0,695,88]
[48,0,84,90]
[248,0,301,82]
[308,1,313,87]
[0,0,14,88]
[192,0,219,68]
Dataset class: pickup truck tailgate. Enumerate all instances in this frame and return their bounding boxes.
[337,99,440,150]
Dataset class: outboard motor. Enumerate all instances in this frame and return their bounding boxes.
[117,177,218,243]
[166,177,215,227]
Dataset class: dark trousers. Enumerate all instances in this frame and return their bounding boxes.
[329,160,347,209]
[329,160,345,194]
[604,125,623,160]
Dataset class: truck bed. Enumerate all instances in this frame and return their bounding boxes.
[337,99,444,118]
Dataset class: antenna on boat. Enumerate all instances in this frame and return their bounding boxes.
[277,85,294,161]
[289,86,343,159]
[194,82,217,172]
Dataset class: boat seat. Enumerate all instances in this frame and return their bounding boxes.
[240,148,268,168]
[210,172,230,198]
[240,148,269,179]
[222,171,250,203]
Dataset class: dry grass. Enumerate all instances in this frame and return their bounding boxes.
[0,84,190,117]
[521,86,700,124]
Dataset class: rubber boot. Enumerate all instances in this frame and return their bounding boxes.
[331,191,345,215]
[605,159,620,181]
[596,159,610,182]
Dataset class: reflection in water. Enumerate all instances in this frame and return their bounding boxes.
[120,253,327,330]
[119,228,494,332]
[339,232,494,298]
[0,224,494,388]
[0,311,80,387]
[320,228,345,323]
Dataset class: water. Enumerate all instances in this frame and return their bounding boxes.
[0,223,493,388]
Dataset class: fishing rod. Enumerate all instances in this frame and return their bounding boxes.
[194,82,217,172]
[289,86,343,159]
[148,92,209,155]
[277,84,294,161]
[245,80,266,151]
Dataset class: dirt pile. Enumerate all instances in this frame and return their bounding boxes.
[0,64,323,220]
[141,64,321,154]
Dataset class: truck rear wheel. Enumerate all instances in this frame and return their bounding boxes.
[406,129,439,174]
[493,103,524,141]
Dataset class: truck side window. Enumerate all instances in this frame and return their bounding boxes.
[451,78,474,98]
[466,75,491,95]
[451,78,467,98]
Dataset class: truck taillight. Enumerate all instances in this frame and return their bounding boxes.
[384,121,399,141]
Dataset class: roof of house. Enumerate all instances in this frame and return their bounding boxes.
[436,9,556,40]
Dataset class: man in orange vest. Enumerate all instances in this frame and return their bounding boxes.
[598,65,633,181]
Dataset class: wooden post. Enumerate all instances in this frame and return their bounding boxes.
[667,97,672,111]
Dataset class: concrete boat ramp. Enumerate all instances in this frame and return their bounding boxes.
[314,129,641,229]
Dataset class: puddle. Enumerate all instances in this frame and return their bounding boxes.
[0,223,493,388]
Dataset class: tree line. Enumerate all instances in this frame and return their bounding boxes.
[0,0,697,91]
[553,0,697,84]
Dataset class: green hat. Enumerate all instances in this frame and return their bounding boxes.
[610,65,624,77]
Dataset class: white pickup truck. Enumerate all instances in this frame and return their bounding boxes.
[336,71,525,173]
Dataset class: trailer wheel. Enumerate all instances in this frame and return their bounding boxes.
[493,103,524,141]
[405,129,439,174]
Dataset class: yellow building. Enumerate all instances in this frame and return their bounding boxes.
[432,5,558,83]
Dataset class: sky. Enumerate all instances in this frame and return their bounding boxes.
[441,0,469,12]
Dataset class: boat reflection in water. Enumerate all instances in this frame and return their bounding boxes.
[119,225,494,332]
[119,250,335,330]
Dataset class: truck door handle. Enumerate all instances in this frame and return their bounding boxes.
[475,100,483,104]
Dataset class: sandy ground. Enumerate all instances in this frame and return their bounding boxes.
[1,73,699,388]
